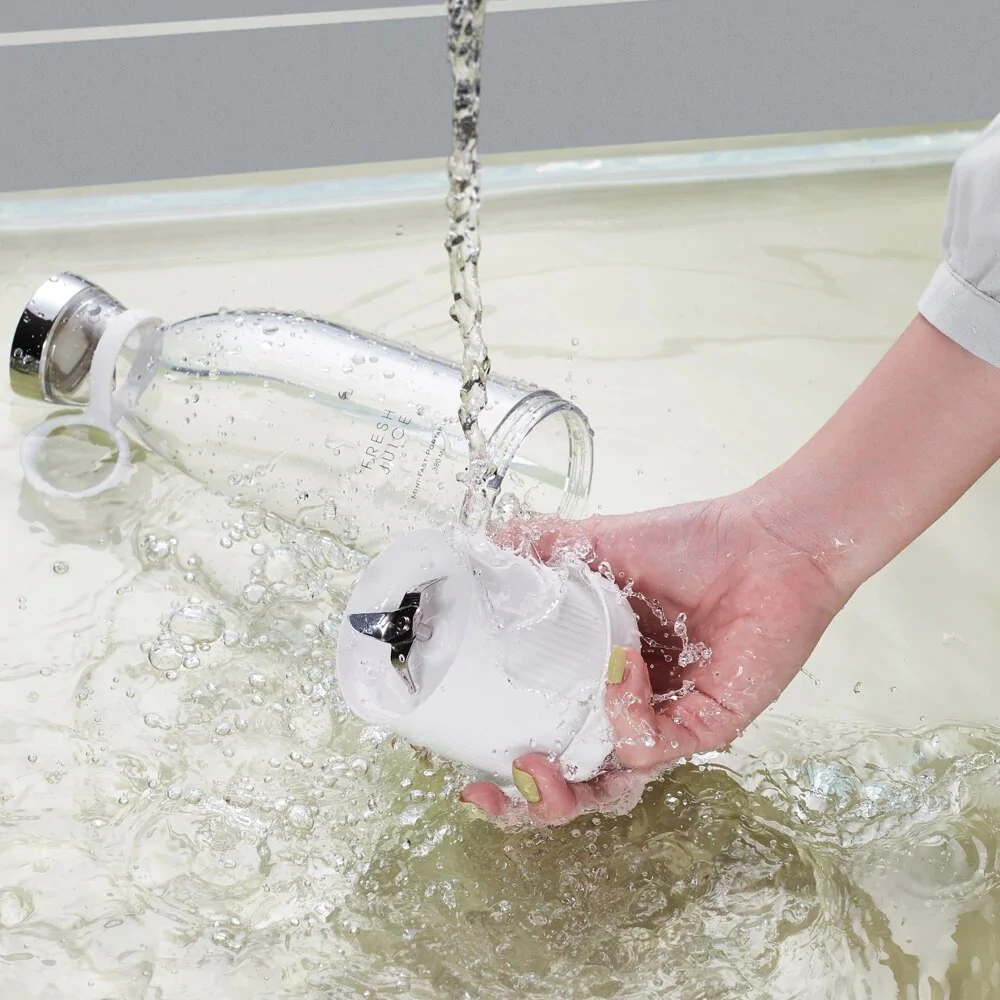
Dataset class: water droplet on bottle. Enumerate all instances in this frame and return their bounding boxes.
[52,560,69,575]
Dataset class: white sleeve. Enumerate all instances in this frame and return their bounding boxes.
[918,114,1000,367]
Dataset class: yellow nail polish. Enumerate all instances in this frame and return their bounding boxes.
[607,646,627,684]
[512,766,541,803]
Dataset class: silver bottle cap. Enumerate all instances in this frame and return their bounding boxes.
[10,272,126,404]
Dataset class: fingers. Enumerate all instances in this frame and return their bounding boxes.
[458,638,748,827]
[460,780,511,818]
[606,646,668,769]
[459,754,626,827]
[653,688,744,758]
[606,644,745,768]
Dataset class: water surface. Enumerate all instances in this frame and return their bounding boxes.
[3,156,1000,996]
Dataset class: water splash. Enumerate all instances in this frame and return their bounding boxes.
[7,482,1000,996]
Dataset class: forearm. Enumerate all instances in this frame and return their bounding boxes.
[750,314,1000,599]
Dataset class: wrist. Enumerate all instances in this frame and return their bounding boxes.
[740,473,869,605]
[741,315,1000,606]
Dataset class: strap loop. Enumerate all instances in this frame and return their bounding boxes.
[21,310,164,500]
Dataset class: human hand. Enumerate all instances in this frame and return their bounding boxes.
[461,490,849,825]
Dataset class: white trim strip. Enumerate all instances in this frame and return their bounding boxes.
[0,131,977,233]
[0,0,659,47]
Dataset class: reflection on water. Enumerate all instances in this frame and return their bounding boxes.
[3,476,1000,998]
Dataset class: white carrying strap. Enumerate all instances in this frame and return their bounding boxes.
[21,309,165,500]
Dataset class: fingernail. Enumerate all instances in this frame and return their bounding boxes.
[607,646,627,685]
[512,766,541,803]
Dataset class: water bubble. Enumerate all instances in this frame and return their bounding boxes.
[215,721,232,736]
[148,641,185,671]
[52,560,69,575]
[243,583,267,604]
[184,788,204,805]
[27,754,37,764]
[220,536,234,549]
[182,654,201,670]
[853,681,863,694]
[140,534,175,563]
[170,604,225,643]
[249,673,267,689]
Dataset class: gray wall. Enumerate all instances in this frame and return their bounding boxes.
[1,0,998,193]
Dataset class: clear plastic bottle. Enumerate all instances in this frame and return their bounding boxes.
[11,274,593,553]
